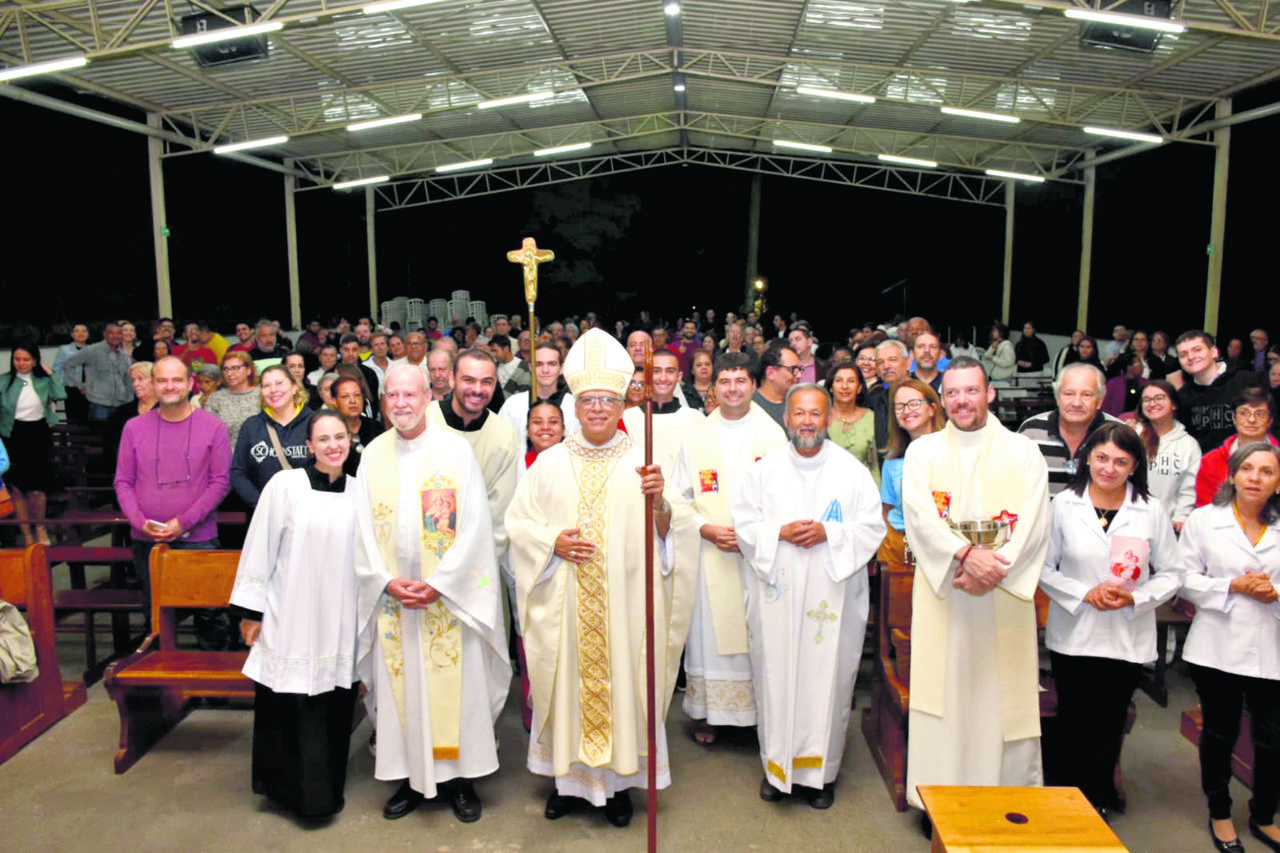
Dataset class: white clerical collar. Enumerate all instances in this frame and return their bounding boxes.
[395,424,432,452]
[788,440,829,469]
[720,412,750,428]
[952,421,988,447]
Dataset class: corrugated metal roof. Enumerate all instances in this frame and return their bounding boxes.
[0,0,1276,184]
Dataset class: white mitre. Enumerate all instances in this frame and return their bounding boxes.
[563,328,632,398]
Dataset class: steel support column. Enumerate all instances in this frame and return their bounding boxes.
[284,160,301,331]
[1076,166,1095,332]
[366,187,379,322]
[1205,98,1231,336]
[146,113,172,319]
[743,174,761,314]
[1001,180,1015,326]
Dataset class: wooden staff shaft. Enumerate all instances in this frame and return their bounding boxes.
[643,341,657,853]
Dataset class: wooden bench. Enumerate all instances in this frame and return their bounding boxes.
[860,560,1135,811]
[103,545,252,774]
[0,545,88,766]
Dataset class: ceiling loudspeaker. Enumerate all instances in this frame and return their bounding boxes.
[1079,0,1175,54]
[178,5,272,68]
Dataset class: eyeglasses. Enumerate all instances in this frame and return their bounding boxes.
[628,381,645,389]
[1141,394,1169,405]
[578,395,623,408]
[222,364,246,372]
[893,399,930,413]
[1236,407,1272,423]
[855,356,877,365]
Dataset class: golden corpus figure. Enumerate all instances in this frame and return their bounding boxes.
[507,237,554,337]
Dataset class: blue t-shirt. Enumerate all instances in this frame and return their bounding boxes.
[880,457,905,532]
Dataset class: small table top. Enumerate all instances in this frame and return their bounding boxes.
[918,786,1127,852]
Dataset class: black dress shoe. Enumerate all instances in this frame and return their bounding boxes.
[807,783,835,810]
[920,812,933,840]
[449,779,482,823]
[545,791,576,820]
[383,780,425,820]
[1251,818,1280,852]
[1210,819,1247,853]
[604,791,633,827]
[759,777,785,802]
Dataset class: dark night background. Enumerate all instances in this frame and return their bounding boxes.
[2,77,1276,347]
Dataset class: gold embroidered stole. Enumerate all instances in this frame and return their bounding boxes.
[565,431,632,767]
[364,434,464,760]
[687,405,785,655]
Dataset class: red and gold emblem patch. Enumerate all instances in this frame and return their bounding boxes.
[699,469,720,493]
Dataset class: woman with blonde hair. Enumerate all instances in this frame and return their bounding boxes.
[231,364,313,510]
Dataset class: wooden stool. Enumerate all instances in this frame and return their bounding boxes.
[918,785,1127,852]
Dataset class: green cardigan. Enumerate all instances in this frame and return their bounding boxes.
[0,373,65,436]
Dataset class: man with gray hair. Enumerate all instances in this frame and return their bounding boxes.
[733,382,884,808]
[865,339,911,457]
[1017,362,1121,495]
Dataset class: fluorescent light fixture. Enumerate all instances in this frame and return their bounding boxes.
[347,113,423,132]
[362,0,447,13]
[477,92,554,109]
[535,142,592,157]
[773,140,833,153]
[1063,8,1186,33]
[665,2,681,15]
[673,83,686,92]
[986,169,1045,183]
[333,175,389,190]
[796,86,876,104]
[436,158,494,173]
[941,106,1020,124]
[213,135,289,154]
[171,21,283,49]
[878,154,938,168]
[1083,125,1164,144]
[0,55,89,82]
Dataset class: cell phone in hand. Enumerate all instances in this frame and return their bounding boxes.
[144,519,166,535]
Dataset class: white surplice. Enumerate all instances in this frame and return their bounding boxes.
[732,441,885,792]
[230,467,359,695]
[902,422,1050,810]
[622,404,704,476]
[353,427,511,799]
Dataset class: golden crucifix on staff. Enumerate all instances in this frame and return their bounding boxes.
[507,236,554,339]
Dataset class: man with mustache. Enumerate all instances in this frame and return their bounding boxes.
[732,383,884,808]
[902,355,1051,829]
[352,364,510,823]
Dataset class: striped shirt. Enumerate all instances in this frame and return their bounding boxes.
[1016,410,1122,496]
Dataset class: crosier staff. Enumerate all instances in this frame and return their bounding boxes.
[506,237,554,338]
[642,339,657,853]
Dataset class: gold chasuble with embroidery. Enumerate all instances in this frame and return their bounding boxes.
[506,431,700,783]
[353,426,510,798]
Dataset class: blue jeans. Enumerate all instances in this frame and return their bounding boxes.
[87,402,113,423]
[131,537,233,651]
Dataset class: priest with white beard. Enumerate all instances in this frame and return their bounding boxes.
[732,383,885,808]
[902,356,1050,819]
[353,364,511,823]
[505,328,700,828]
[674,352,786,744]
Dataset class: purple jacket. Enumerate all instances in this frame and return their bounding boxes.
[114,408,232,543]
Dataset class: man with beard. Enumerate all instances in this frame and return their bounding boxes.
[426,348,520,569]
[732,383,884,807]
[912,332,945,394]
[353,364,510,822]
[676,353,787,746]
[673,320,702,375]
[902,356,1051,820]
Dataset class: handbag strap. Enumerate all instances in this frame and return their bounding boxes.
[265,422,293,471]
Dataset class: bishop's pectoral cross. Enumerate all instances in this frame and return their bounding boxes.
[506,237,554,337]
[806,601,837,644]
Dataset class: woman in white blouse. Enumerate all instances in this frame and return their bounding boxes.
[228,408,360,820]
[1040,421,1182,818]
[1180,443,1280,853]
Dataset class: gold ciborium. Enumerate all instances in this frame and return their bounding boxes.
[949,519,1010,550]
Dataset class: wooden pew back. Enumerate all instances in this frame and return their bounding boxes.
[149,546,242,649]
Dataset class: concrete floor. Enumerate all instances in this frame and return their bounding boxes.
[1,615,1254,853]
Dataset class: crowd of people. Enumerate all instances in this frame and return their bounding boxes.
[1,308,1279,852]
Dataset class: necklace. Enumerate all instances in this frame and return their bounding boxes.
[1093,505,1119,529]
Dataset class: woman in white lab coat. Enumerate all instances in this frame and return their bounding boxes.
[1180,442,1280,853]
[1040,421,1183,817]
[228,408,360,820]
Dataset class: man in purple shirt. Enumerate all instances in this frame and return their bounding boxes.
[115,356,232,648]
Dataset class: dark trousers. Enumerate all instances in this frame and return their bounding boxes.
[1050,652,1140,809]
[1190,662,1280,822]
[131,537,233,651]
[64,387,89,423]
